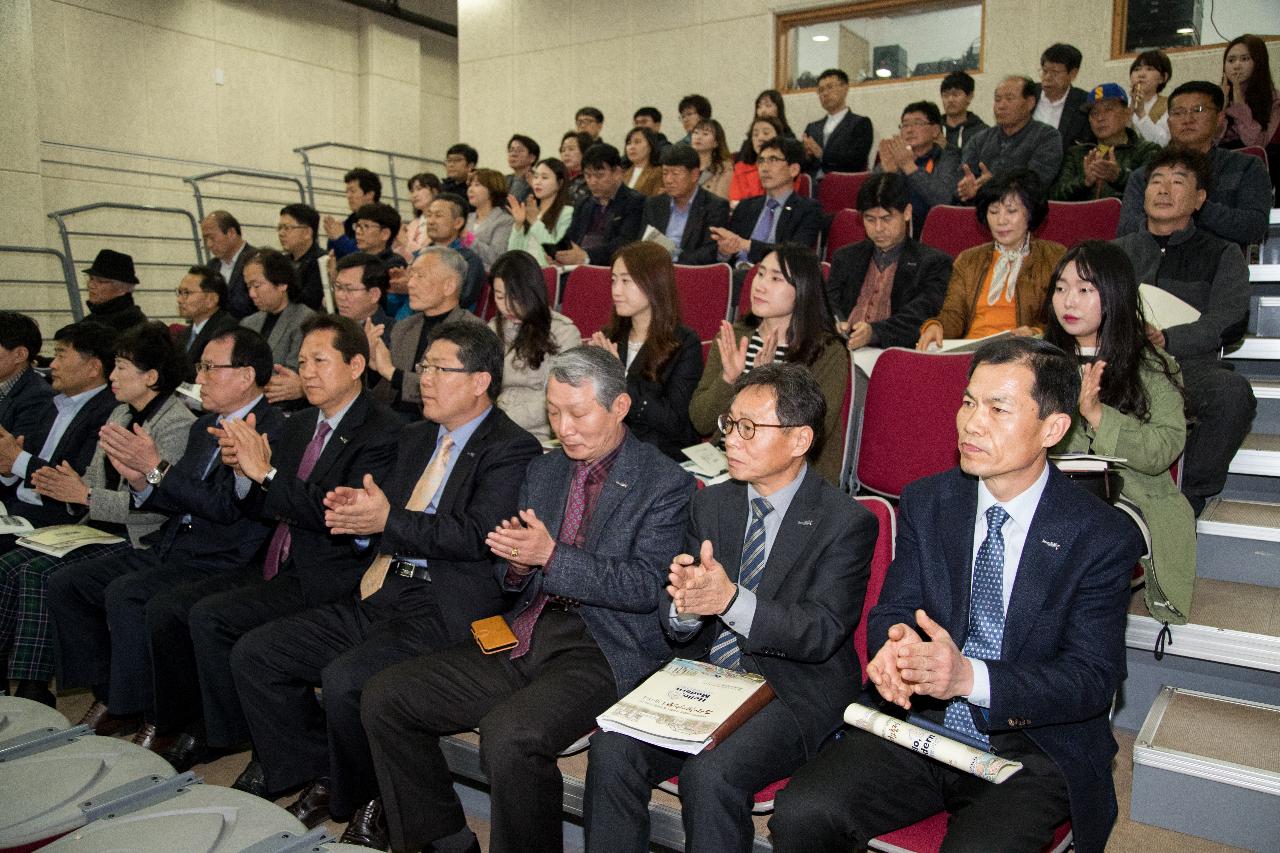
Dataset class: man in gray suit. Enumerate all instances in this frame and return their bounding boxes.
[361,346,694,853]
[365,247,482,421]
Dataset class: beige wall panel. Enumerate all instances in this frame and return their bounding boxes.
[571,0,628,47]
[568,37,632,143]
[30,0,68,144]
[458,0,511,64]
[363,17,425,83]
[421,29,460,96]
[695,14,773,146]
[419,91,460,158]
[211,41,281,166]
[212,0,281,56]
[458,53,515,166]
[513,0,575,51]
[2,0,41,174]
[141,26,218,163]
[59,0,212,38]
[57,4,150,152]
[629,0,692,37]
[362,77,423,154]
[699,0,773,24]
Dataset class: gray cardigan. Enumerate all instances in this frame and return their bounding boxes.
[1113,222,1251,362]
[82,394,196,547]
[240,301,316,369]
[960,119,1063,189]
[466,208,515,271]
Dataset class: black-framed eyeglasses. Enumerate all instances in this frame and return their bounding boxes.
[195,361,241,373]
[417,362,471,376]
[332,284,369,294]
[718,413,790,440]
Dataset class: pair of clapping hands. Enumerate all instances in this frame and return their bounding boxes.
[866,610,975,710]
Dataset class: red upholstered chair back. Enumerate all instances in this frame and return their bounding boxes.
[558,265,612,337]
[673,263,733,341]
[542,266,560,309]
[795,173,813,198]
[852,495,897,680]
[1239,145,1269,168]
[855,348,973,498]
[737,264,758,320]
[817,171,872,215]
[1037,198,1121,247]
[920,204,990,258]
[476,279,495,321]
[826,208,866,261]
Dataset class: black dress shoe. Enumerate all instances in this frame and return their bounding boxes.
[77,701,143,737]
[14,679,57,709]
[339,798,389,850]
[130,723,176,753]
[161,732,219,773]
[231,759,268,798]
[285,777,332,829]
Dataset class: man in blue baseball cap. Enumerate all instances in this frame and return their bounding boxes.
[1051,83,1161,201]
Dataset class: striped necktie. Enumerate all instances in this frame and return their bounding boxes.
[709,496,773,672]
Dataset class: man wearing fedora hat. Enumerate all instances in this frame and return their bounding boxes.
[83,249,148,334]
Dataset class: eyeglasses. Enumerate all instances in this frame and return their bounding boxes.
[1169,105,1215,118]
[417,362,471,376]
[757,155,788,165]
[717,413,791,440]
[898,121,934,129]
[276,223,309,233]
[353,222,381,233]
[195,361,240,373]
[174,288,203,297]
[332,284,369,294]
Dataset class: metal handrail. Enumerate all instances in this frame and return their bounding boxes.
[183,169,307,223]
[47,203,206,318]
[0,245,81,322]
[294,141,444,213]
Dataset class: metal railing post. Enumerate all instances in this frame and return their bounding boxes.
[0,244,84,322]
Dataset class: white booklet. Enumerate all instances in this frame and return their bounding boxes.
[844,703,1023,783]
[1050,453,1127,472]
[928,331,1014,353]
[597,659,775,754]
[641,225,679,257]
[16,524,125,558]
[1139,283,1200,331]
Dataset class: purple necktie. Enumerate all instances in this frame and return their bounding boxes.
[740,198,780,263]
[509,463,591,658]
[262,420,331,579]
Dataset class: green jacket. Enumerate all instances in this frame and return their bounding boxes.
[1050,128,1161,201]
[1054,349,1195,623]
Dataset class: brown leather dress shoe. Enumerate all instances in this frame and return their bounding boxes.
[338,798,389,850]
[130,723,175,753]
[284,777,332,829]
[77,700,141,736]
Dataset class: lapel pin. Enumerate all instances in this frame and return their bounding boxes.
[615,480,629,488]
[1041,538,1060,550]
[797,519,814,526]
[338,435,349,445]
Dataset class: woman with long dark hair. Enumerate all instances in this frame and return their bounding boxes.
[507,158,574,267]
[691,118,733,199]
[396,172,442,262]
[1044,240,1193,624]
[736,89,795,162]
[691,244,848,484]
[488,251,580,441]
[587,242,701,459]
[0,321,194,705]
[1220,33,1279,194]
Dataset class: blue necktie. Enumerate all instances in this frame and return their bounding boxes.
[740,199,780,263]
[944,504,1009,744]
[709,497,773,672]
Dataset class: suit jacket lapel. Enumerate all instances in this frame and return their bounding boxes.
[583,437,639,548]
[434,413,491,513]
[308,392,369,483]
[718,482,750,582]
[1002,471,1070,657]
[756,470,820,599]
[683,193,703,253]
[537,450,572,540]
[948,473,979,644]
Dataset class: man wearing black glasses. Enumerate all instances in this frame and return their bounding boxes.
[584,362,876,853]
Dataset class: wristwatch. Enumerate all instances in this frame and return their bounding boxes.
[260,466,279,490]
[144,460,171,485]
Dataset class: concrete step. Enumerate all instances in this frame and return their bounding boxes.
[1197,498,1280,587]
[1229,433,1280,477]
[1228,336,1280,361]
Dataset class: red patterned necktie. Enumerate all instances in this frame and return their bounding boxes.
[509,463,591,658]
[262,420,331,579]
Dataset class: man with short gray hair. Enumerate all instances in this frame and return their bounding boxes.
[365,246,483,421]
[361,345,695,853]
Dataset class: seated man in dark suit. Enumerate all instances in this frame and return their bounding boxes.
[366,247,484,421]
[0,321,115,530]
[175,265,239,381]
[639,143,729,265]
[47,328,285,746]
[0,312,53,443]
[148,314,403,773]
[332,252,394,351]
[584,362,876,853]
[825,173,953,351]
[231,322,541,846]
[712,137,823,267]
[801,68,873,176]
[277,202,326,311]
[555,143,646,267]
[201,211,255,319]
[361,346,694,853]
[1034,43,1093,148]
[82,249,149,332]
[1118,80,1271,248]
[769,338,1145,853]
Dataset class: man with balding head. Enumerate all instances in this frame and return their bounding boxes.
[366,247,484,421]
[957,77,1063,203]
[201,211,255,318]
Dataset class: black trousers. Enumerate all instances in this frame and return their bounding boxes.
[47,546,234,716]
[583,699,806,853]
[230,572,454,816]
[1181,358,1256,502]
[768,724,1071,853]
[361,608,618,853]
